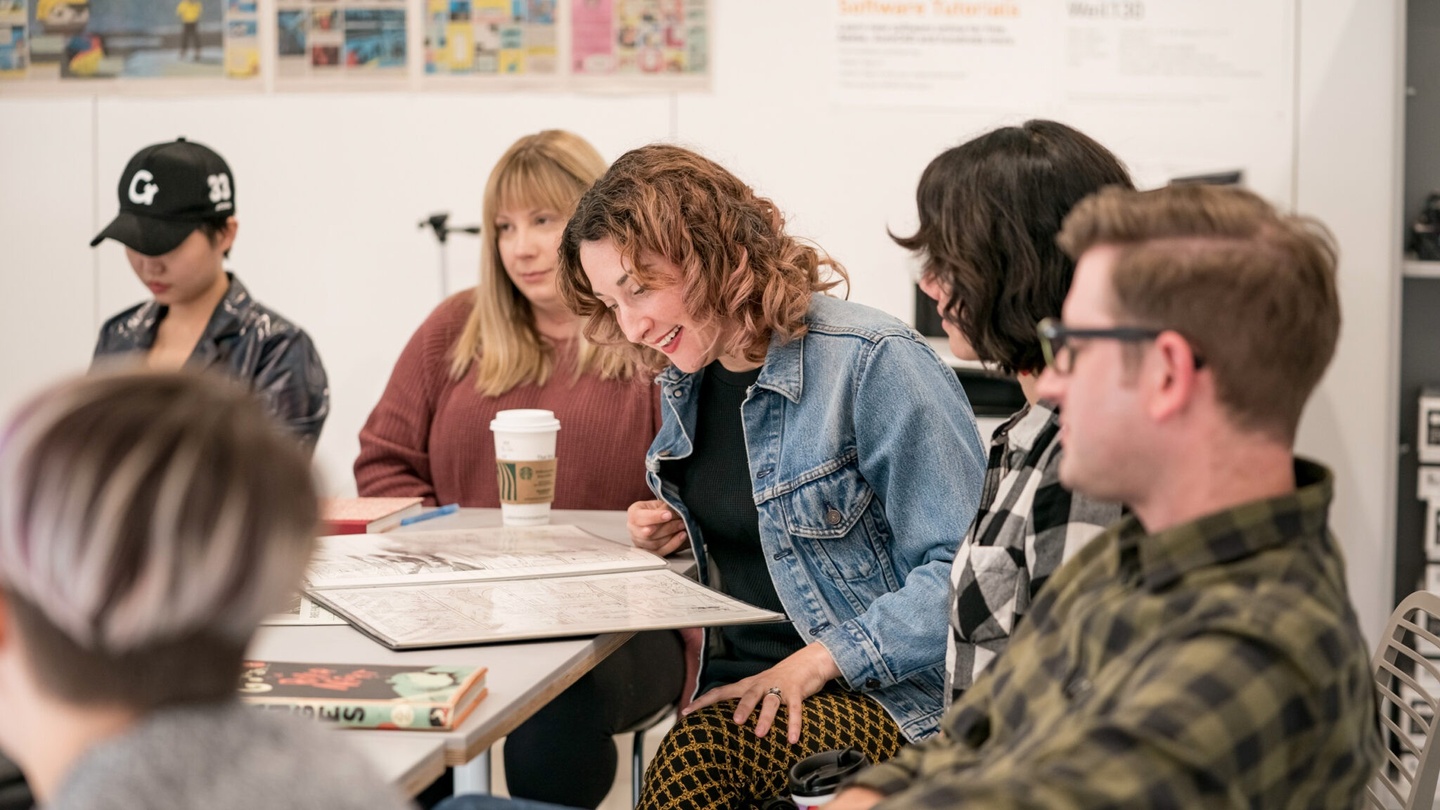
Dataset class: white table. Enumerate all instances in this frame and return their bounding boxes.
[350,733,448,798]
[250,508,672,794]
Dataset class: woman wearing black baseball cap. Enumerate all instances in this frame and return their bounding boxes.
[89,137,330,450]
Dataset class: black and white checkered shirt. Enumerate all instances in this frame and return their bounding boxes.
[944,403,1121,703]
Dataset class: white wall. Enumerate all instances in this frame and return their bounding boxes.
[0,0,1404,639]
[1292,0,1404,645]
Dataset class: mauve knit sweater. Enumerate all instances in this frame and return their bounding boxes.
[355,290,660,510]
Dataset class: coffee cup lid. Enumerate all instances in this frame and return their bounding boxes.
[788,748,869,796]
[489,409,561,434]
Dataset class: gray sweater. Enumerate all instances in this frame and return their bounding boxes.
[48,700,413,810]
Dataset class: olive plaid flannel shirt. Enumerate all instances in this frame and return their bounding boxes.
[853,459,1382,808]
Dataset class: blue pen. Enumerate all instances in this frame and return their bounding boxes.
[398,503,459,527]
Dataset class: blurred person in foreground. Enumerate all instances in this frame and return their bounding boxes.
[0,370,407,810]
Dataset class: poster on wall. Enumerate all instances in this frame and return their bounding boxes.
[0,0,260,87]
[830,0,1052,111]
[571,0,708,87]
[275,0,407,84]
[831,0,1290,117]
[828,0,1295,200]
[0,0,27,78]
[1057,0,1291,114]
[422,0,557,82]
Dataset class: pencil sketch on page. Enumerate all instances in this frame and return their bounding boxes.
[306,524,665,589]
[309,569,787,649]
[261,593,347,626]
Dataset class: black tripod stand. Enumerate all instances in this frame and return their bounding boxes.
[418,212,481,299]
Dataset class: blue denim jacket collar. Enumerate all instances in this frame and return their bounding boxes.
[654,328,804,404]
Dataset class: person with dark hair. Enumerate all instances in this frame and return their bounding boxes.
[895,120,1133,700]
[0,370,407,810]
[829,184,1380,809]
[555,144,987,810]
[90,137,330,450]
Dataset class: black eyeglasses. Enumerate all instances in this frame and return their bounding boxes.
[1037,317,1204,374]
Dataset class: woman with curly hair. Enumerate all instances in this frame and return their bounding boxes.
[555,144,987,810]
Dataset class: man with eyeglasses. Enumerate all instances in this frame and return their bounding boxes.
[830,184,1381,809]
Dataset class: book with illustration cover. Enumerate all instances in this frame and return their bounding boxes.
[238,660,487,730]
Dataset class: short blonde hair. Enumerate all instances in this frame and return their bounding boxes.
[1058,184,1341,442]
[557,144,847,372]
[451,130,633,394]
[0,370,318,706]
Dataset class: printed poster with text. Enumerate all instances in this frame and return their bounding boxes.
[1057,0,1292,115]
[572,0,708,85]
[1,0,260,88]
[276,0,407,84]
[424,0,557,80]
[830,1,1054,110]
[830,0,1291,117]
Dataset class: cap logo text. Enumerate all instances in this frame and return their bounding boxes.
[128,170,159,206]
[207,173,232,207]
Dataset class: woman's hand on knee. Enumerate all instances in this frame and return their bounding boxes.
[683,642,840,744]
[626,499,687,556]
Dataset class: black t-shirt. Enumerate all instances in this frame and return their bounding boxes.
[661,361,805,690]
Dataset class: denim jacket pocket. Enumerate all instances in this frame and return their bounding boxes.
[776,462,883,582]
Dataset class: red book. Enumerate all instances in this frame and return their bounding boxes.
[320,497,425,535]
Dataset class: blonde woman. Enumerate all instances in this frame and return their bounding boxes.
[355,130,680,808]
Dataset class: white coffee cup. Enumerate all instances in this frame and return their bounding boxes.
[489,409,560,526]
[788,748,869,809]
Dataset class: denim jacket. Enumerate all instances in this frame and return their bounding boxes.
[646,294,985,740]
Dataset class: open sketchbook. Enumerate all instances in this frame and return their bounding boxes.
[303,525,786,649]
[262,593,346,626]
[304,524,667,589]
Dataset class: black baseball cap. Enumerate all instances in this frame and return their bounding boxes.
[90,137,236,256]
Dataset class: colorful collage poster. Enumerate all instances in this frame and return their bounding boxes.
[2,0,260,83]
[223,0,256,77]
[276,0,406,80]
[0,0,711,90]
[424,0,556,78]
[0,0,26,77]
[572,0,707,78]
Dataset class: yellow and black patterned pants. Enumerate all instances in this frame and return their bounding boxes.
[637,685,903,810]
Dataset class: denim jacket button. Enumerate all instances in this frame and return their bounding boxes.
[825,507,843,526]
[865,678,881,690]
[671,389,683,398]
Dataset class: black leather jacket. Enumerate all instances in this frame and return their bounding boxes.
[92,273,330,448]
